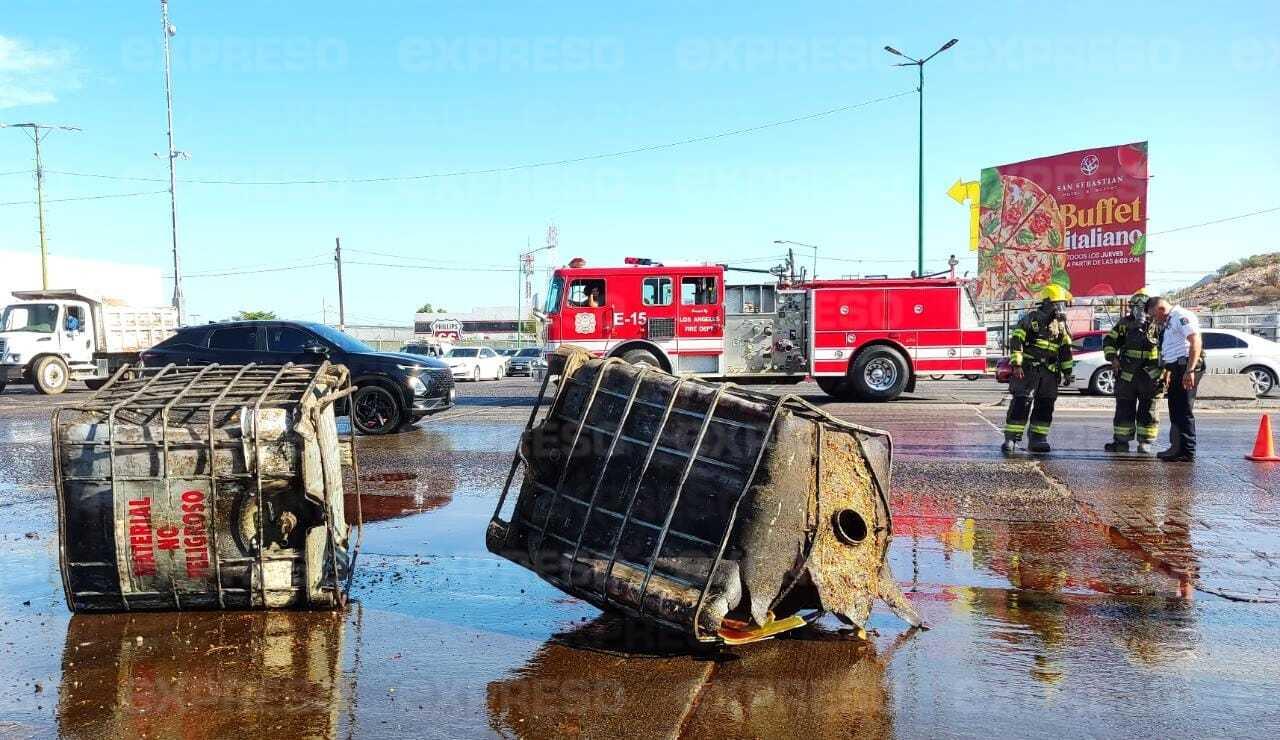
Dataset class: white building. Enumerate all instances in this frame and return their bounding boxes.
[0,250,167,306]
[413,305,525,341]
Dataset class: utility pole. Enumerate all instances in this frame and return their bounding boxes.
[518,235,556,347]
[516,237,527,347]
[160,0,187,324]
[334,237,346,331]
[773,240,819,280]
[1,122,81,289]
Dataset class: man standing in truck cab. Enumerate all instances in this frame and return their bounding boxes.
[1002,285,1075,454]
[1103,289,1162,454]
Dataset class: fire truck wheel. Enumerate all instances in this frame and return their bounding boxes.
[816,376,857,401]
[620,349,663,370]
[33,356,70,395]
[850,346,908,402]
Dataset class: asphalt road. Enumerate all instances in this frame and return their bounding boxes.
[1,377,1278,738]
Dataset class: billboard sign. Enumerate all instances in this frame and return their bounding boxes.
[976,142,1148,301]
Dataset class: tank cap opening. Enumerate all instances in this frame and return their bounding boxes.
[833,509,868,545]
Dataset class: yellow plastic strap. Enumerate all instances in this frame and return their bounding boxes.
[717,613,810,645]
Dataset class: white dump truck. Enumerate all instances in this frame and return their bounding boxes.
[0,290,178,395]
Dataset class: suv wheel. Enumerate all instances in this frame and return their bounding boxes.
[352,384,403,435]
[34,356,70,395]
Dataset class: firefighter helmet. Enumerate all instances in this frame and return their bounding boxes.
[1128,287,1150,308]
[1039,284,1073,303]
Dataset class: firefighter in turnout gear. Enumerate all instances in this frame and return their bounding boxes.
[1103,289,1163,453]
[1002,285,1075,454]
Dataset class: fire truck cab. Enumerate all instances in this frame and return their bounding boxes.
[538,259,986,402]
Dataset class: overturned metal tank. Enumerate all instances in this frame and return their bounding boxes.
[488,347,920,645]
[53,363,362,612]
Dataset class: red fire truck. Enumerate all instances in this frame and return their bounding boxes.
[538,259,987,401]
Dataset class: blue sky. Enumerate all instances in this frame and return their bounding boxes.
[2,1,1278,324]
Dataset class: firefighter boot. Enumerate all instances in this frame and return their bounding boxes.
[1027,434,1051,454]
[1137,441,1154,454]
[1104,439,1130,453]
[1001,438,1016,454]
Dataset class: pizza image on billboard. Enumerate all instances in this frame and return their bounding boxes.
[975,173,1068,301]
[976,142,1148,301]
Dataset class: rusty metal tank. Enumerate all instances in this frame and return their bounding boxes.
[53,363,363,612]
[488,347,920,645]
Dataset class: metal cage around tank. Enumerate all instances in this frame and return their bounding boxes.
[488,348,914,645]
[52,362,363,612]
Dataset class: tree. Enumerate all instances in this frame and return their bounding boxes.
[234,310,277,321]
[417,303,433,313]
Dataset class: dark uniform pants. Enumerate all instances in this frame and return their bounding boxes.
[1113,369,1160,442]
[1004,365,1060,441]
[1166,359,1201,455]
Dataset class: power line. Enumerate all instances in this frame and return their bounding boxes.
[0,189,168,207]
[1150,205,1280,236]
[0,169,29,177]
[177,262,330,279]
[178,254,331,276]
[44,90,915,187]
[343,247,512,268]
[346,259,520,273]
[345,257,519,272]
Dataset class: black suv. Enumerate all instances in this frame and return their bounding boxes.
[140,321,455,434]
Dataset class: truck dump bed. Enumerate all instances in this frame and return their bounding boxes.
[488,347,920,645]
[99,304,178,354]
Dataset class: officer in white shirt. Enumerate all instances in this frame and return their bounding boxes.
[1146,296,1203,461]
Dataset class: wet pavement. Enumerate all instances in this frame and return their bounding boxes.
[2,379,1279,737]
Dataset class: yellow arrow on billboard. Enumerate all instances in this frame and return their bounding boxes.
[948,178,981,251]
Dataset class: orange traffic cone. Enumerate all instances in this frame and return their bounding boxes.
[1246,414,1280,461]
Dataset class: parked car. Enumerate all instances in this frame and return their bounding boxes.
[444,346,507,381]
[995,330,1107,384]
[1070,328,1280,396]
[401,340,449,358]
[497,348,519,358]
[505,347,547,377]
[140,320,455,435]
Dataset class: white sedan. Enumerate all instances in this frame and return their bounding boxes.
[1070,327,1280,396]
[444,347,507,381]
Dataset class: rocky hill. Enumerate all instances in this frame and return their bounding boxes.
[1172,253,1280,308]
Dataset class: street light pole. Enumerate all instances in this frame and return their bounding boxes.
[884,39,958,278]
[772,240,819,280]
[160,0,186,324]
[517,241,556,346]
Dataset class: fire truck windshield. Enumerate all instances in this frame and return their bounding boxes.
[544,277,563,314]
